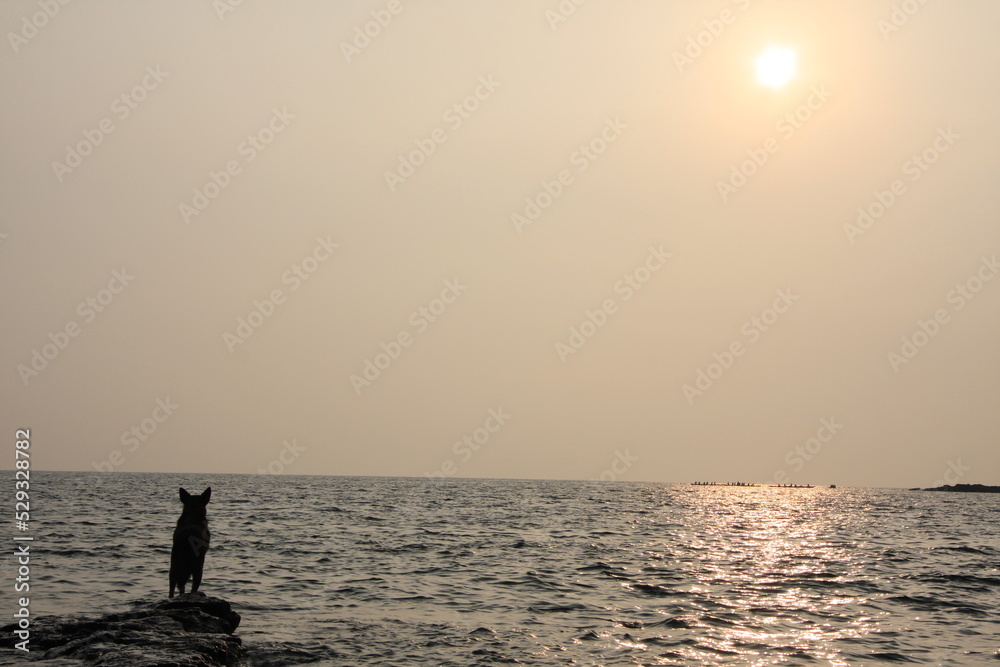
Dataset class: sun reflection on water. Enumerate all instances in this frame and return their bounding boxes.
[631,485,892,664]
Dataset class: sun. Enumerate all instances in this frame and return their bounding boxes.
[755,47,797,89]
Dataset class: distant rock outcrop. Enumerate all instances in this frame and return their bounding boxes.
[0,592,243,666]
[922,483,1000,493]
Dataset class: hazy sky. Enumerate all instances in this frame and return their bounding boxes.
[3,0,998,487]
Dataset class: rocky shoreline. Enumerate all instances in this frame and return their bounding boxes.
[0,593,243,666]
[919,483,1000,493]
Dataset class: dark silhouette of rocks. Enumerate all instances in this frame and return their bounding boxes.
[922,483,1000,493]
[0,593,242,666]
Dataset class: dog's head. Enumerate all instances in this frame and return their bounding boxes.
[178,487,211,519]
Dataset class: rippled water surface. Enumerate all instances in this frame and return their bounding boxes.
[15,472,1000,665]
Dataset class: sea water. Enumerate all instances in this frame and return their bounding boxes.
[8,472,1000,665]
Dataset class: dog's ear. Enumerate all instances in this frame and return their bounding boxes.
[179,488,190,502]
[202,487,211,504]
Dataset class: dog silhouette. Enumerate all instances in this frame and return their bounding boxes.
[169,487,211,598]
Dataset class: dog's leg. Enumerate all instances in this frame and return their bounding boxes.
[187,533,208,594]
[191,560,203,593]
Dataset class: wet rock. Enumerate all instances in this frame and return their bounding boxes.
[0,592,243,666]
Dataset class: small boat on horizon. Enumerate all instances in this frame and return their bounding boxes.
[690,481,758,486]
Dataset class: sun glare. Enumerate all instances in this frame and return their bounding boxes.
[756,47,797,89]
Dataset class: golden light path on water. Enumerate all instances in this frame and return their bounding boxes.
[607,486,893,665]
